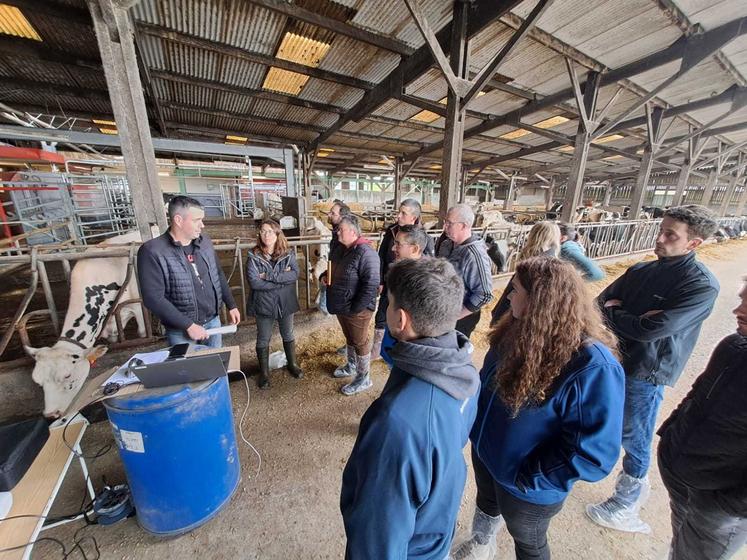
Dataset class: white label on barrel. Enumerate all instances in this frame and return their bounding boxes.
[120,429,145,453]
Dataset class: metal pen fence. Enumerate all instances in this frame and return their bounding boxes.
[0,217,741,358]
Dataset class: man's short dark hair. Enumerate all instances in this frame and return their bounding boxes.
[664,205,718,240]
[167,195,203,220]
[387,258,464,337]
[333,202,352,217]
[397,224,429,253]
[339,214,361,236]
[558,222,576,240]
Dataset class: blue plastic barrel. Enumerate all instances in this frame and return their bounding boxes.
[104,376,240,536]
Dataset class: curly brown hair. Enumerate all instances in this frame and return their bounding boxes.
[490,257,617,415]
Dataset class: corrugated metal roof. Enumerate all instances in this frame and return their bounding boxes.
[351,0,451,48]
[298,78,364,109]
[132,0,285,55]
[319,36,400,83]
[0,0,744,180]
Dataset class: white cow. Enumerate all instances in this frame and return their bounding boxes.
[26,231,146,418]
[305,218,332,281]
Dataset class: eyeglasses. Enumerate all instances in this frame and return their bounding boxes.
[393,240,415,247]
[443,220,465,228]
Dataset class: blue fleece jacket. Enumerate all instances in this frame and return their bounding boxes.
[471,340,625,505]
[560,240,605,281]
[341,331,479,559]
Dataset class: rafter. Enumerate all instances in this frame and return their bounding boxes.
[405,16,747,161]
[309,0,527,151]
[136,22,376,91]
[246,0,414,56]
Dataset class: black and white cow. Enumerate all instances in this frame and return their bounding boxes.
[26,231,145,418]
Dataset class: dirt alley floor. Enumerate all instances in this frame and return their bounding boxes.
[17,239,747,559]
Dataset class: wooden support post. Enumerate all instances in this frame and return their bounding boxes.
[701,170,718,208]
[629,106,664,219]
[603,184,613,207]
[88,0,167,240]
[545,178,555,211]
[720,171,741,216]
[393,157,404,209]
[439,0,470,220]
[560,69,601,222]
[504,176,516,211]
[735,180,747,215]
[672,163,691,206]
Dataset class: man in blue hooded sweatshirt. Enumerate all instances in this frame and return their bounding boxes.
[340,257,480,559]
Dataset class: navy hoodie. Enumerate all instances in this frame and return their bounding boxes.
[471,340,625,505]
[341,331,479,559]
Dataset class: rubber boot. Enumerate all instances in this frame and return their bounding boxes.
[341,353,372,396]
[449,507,503,560]
[283,340,304,379]
[256,347,270,389]
[334,345,357,378]
[370,328,385,361]
[585,471,651,534]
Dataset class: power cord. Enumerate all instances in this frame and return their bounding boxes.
[229,369,262,479]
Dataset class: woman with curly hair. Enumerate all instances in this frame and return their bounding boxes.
[451,257,624,560]
[490,221,561,325]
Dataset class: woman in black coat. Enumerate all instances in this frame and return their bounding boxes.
[246,220,303,388]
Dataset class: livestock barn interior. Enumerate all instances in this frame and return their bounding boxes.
[0,0,746,558]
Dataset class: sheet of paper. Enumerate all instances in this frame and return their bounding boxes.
[102,350,170,386]
[204,324,237,336]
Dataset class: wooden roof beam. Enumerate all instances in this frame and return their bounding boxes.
[246,0,414,57]
[136,22,376,91]
[309,0,528,151]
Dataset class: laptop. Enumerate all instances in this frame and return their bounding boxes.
[132,353,228,389]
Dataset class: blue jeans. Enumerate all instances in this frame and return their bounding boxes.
[165,315,222,349]
[318,283,329,315]
[622,376,665,479]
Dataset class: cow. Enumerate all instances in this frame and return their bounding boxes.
[304,218,332,281]
[25,231,146,418]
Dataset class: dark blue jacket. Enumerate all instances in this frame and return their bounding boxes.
[471,341,625,505]
[560,241,605,281]
[137,232,236,329]
[341,331,479,559]
[598,251,719,386]
[245,250,300,319]
[327,238,380,315]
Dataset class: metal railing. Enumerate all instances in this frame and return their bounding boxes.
[0,217,742,358]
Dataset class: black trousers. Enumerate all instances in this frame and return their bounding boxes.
[472,447,564,560]
[456,310,481,339]
[374,289,388,330]
[255,314,295,348]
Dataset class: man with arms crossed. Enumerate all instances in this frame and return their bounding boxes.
[587,204,720,533]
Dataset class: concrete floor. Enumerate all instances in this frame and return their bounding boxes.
[4,238,747,559]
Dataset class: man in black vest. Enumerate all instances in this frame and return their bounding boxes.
[137,196,240,348]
